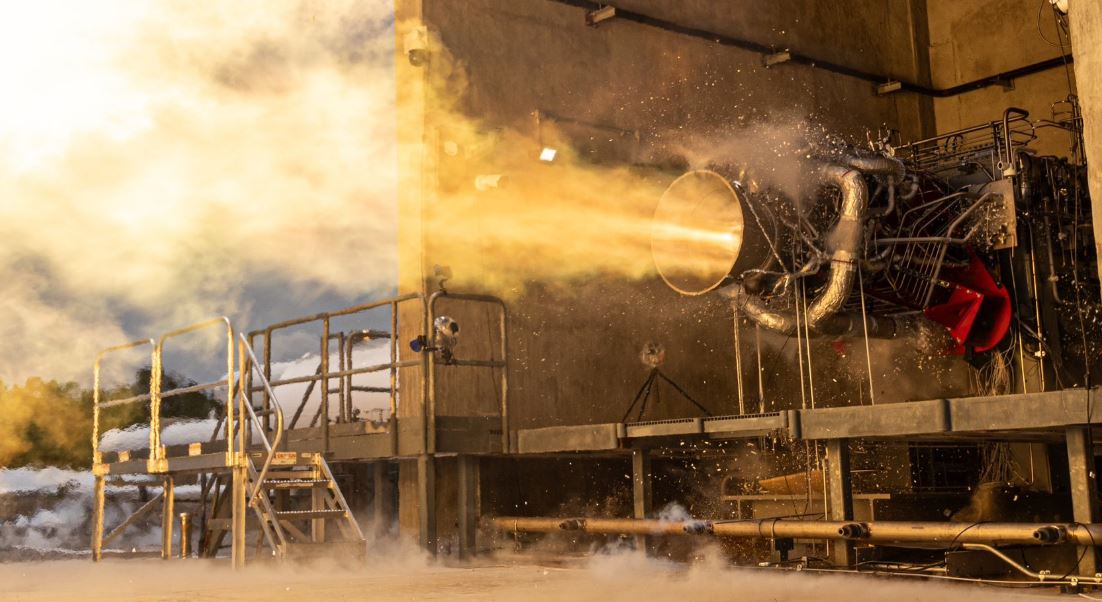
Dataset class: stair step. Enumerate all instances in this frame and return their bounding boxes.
[263,478,331,489]
[261,470,318,480]
[284,540,366,559]
[205,515,272,529]
[274,509,347,520]
[249,451,318,467]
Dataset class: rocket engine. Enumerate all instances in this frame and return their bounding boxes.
[652,107,1099,385]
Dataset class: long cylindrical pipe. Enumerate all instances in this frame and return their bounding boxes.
[842,153,905,180]
[485,516,1102,547]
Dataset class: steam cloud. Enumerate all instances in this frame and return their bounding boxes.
[0,0,836,474]
[0,0,828,388]
[0,0,398,385]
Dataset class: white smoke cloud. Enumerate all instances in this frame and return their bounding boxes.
[0,0,398,384]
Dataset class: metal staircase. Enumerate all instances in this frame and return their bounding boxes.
[201,451,365,560]
[91,292,508,565]
[92,318,366,566]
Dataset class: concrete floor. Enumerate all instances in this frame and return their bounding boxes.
[0,555,1059,601]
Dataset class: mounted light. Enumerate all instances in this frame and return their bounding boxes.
[474,174,508,191]
[539,147,557,162]
[586,5,616,27]
[403,26,429,67]
[877,81,903,95]
[763,51,791,68]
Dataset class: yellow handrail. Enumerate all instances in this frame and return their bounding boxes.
[238,334,284,506]
[151,317,234,467]
[92,338,155,464]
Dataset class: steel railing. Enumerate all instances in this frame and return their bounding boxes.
[152,318,235,467]
[92,338,155,465]
[237,334,284,504]
[92,290,511,466]
[235,334,288,556]
[426,291,509,453]
[92,317,235,470]
[248,290,510,454]
[248,293,422,451]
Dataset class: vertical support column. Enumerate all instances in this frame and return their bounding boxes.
[457,455,480,560]
[232,336,248,569]
[1067,1,1102,288]
[826,439,854,568]
[417,454,437,554]
[321,320,330,454]
[312,457,327,543]
[337,332,348,423]
[91,474,105,562]
[632,449,652,554]
[1067,426,1099,577]
[374,461,392,538]
[231,464,247,569]
[179,512,191,559]
[263,331,272,436]
[161,476,175,560]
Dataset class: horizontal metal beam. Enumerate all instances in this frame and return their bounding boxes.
[515,423,625,454]
[800,389,1100,440]
[800,400,950,439]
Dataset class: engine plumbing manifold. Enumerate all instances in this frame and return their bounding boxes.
[651,144,1016,356]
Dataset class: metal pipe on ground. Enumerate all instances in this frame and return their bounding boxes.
[485,516,1102,547]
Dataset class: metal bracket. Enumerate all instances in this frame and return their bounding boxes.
[763,51,791,68]
[876,81,903,95]
[586,5,616,27]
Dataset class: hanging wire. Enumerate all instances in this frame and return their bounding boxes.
[733,306,746,415]
[801,279,817,409]
[1036,0,1062,47]
[794,278,809,411]
[1007,255,1030,393]
[755,324,765,413]
[1049,6,1098,419]
[857,266,876,405]
[1026,231,1047,391]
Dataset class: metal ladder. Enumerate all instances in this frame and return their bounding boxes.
[247,450,365,559]
[91,319,366,565]
[199,453,365,560]
[201,336,366,561]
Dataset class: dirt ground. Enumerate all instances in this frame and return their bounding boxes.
[0,552,1064,602]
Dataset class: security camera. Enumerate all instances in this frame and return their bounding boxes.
[434,315,459,339]
[433,315,460,363]
[403,27,429,67]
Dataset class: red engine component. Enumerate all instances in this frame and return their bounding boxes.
[922,253,1012,355]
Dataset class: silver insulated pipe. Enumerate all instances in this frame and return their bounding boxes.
[652,153,904,338]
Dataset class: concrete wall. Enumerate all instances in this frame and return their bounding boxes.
[1070,1,1102,288]
[927,0,1078,157]
[390,0,1097,549]
[400,0,956,434]
[426,0,934,141]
